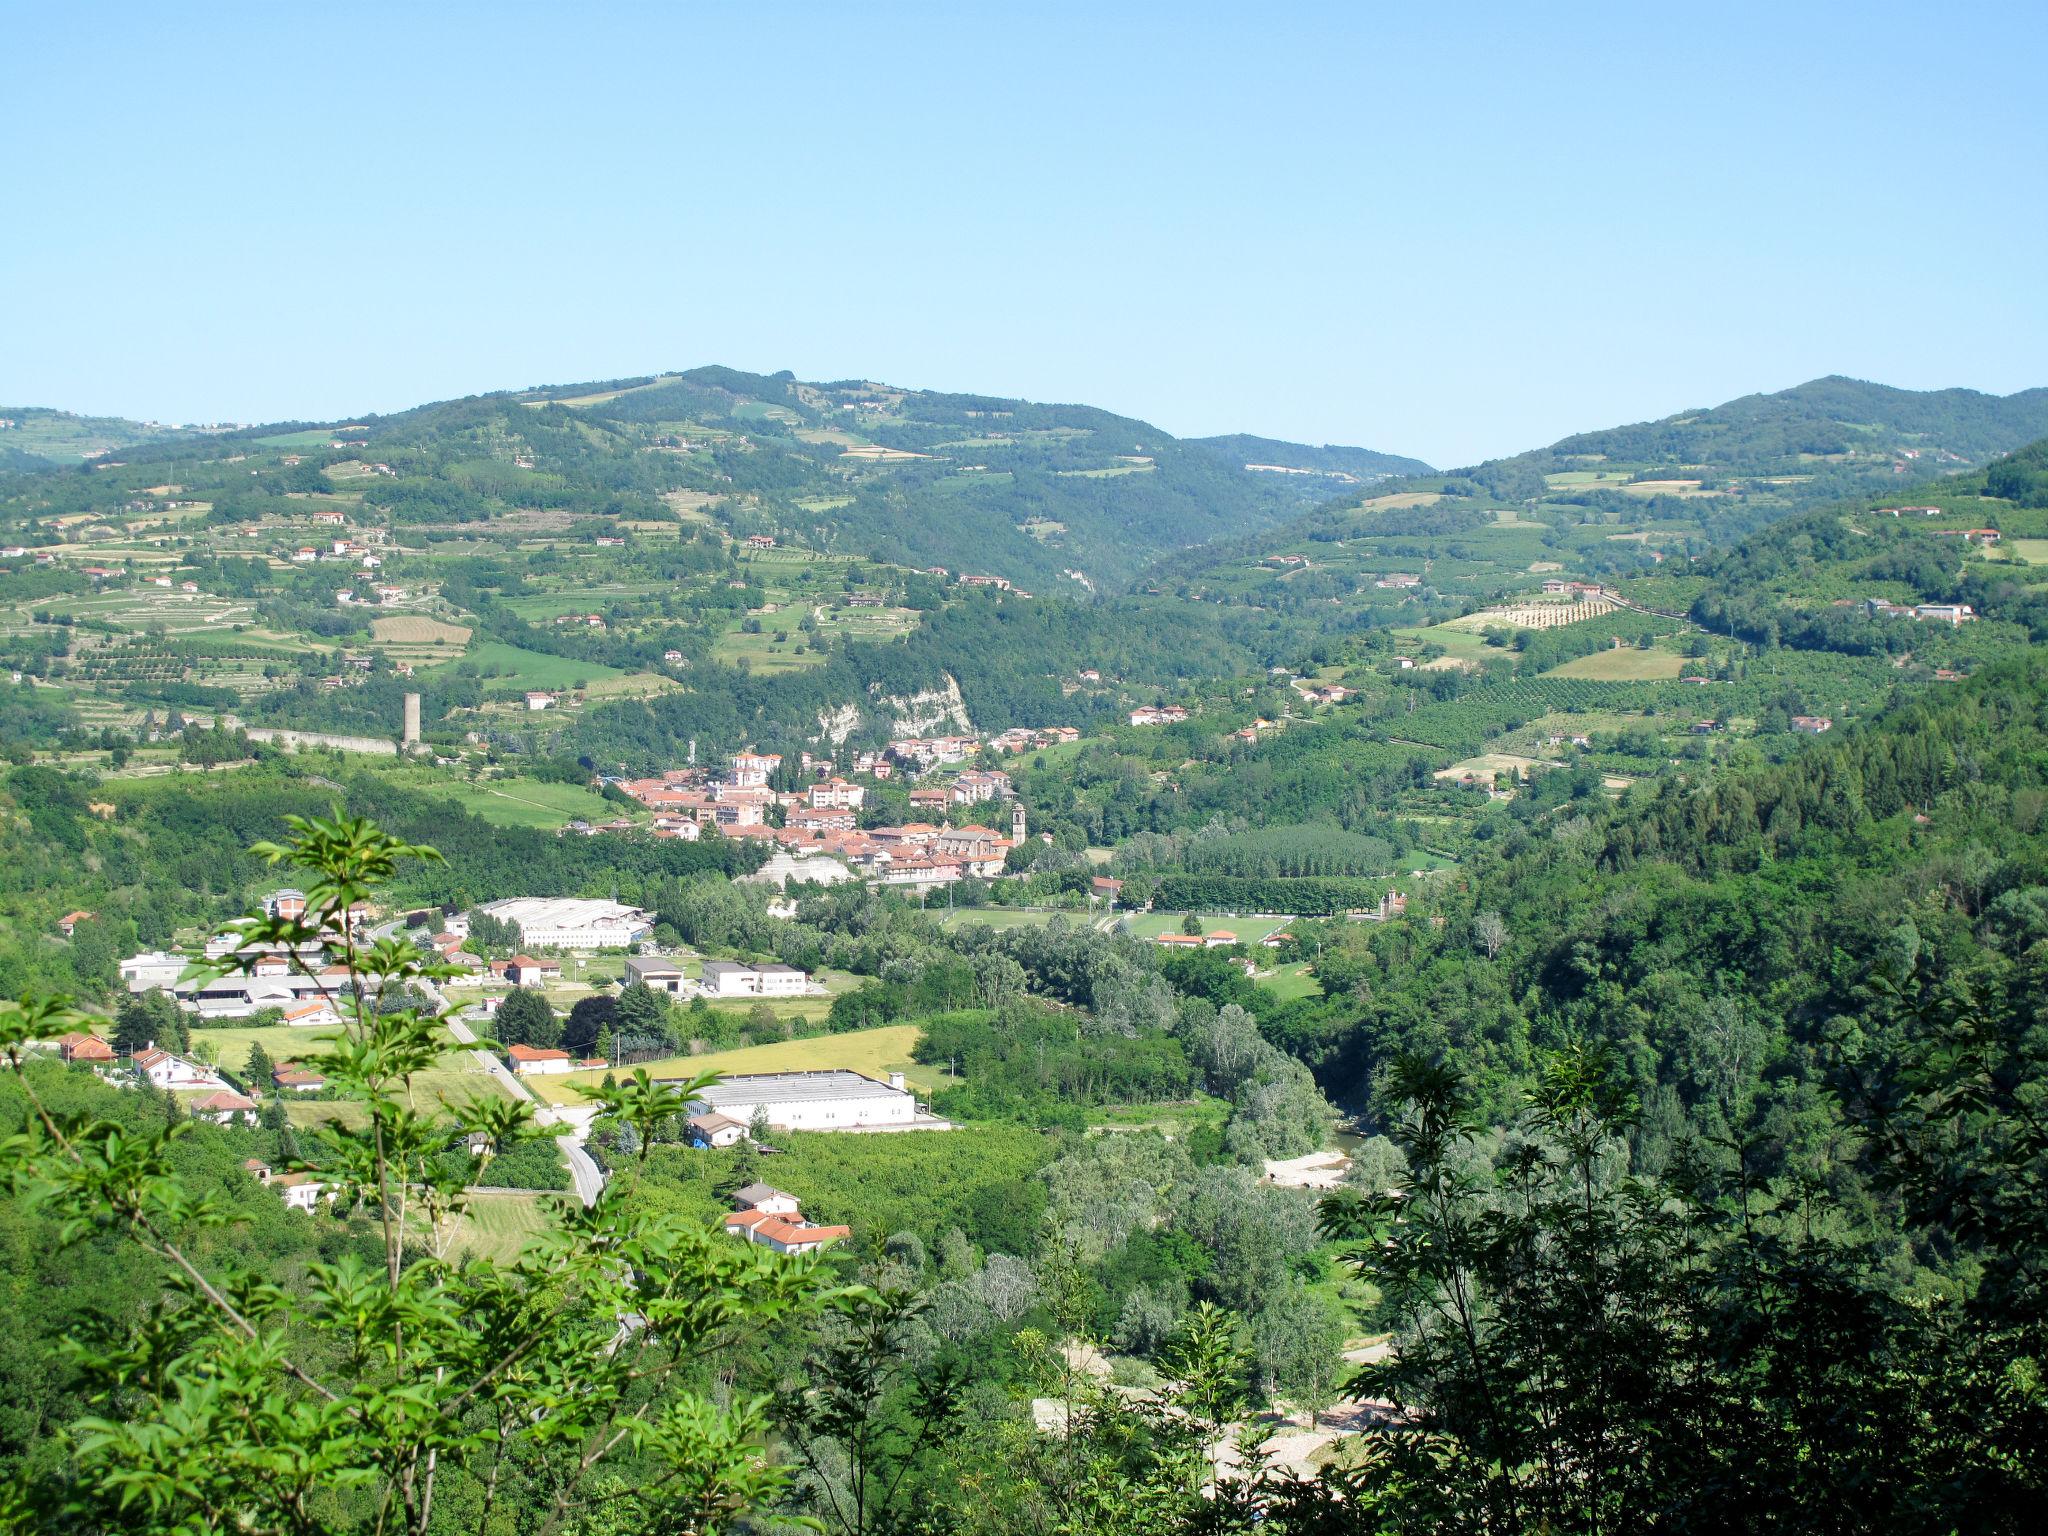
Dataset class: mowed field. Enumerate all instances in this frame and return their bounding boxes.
[1545,647,1686,680]
[521,1023,939,1105]
[369,614,471,666]
[185,1021,507,1127]
[1255,961,1323,1002]
[447,1190,560,1264]
[375,765,625,829]
[1112,911,1295,943]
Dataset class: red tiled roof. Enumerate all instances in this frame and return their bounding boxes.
[194,1090,258,1113]
[506,1044,569,1062]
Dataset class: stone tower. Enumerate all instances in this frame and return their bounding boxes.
[402,691,421,748]
[1011,801,1027,843]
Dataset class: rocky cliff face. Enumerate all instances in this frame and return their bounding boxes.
[881,677,973,737]
[810,676,974,744]
[813,702,865,746]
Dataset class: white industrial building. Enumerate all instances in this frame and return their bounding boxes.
[685,1069,920,1132]
[476,898,653,950]
[699,960,810,998]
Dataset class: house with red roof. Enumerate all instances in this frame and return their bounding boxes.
[506,1044,573,1076]
[722,1186,849,1255]
[192,1089,260,1126]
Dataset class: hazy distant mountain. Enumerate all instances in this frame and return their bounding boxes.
[0,406,214,469]
[1185,434,1432,482]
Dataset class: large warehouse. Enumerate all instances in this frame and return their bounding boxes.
[684,1068,920,1132]
[476,898,653,950]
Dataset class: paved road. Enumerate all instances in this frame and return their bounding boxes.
[424,976,607,1208]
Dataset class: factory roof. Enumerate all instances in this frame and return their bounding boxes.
[685,1069,908,1109]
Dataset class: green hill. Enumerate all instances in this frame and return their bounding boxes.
[1447,373,2048,518]
[1184,433,1433,482]
[0,406,215,469]
[18,366,1415,592]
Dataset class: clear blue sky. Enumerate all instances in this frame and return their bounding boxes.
[4,1,2044,467]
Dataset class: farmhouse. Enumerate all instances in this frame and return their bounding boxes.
[1792,716,1833,734]
[192,1089,260,1126]
[274,1063,326,1092]
[130,1044,226,1091]
[687,1111,748,1148]
[507,1045,573,1077]
[525,691,556,711]
[1913,603,1975,625]
[270,1172,332,1211]
[723,1189,851,1254]
[506,954,562,986]
[699,960,810,999]
[57,1031,115,1063]
[1129,705,1190,726]
[685,1068,919,1132]
[477,898,653,949]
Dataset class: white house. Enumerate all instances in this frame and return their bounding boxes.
[191,1089,260,1126]
[723,1206,852,1254]
[507,1045,573,1076]
[730,1182,800,1215]
[131,1044,227,1091]
[683,1068,919,1132]
[271,1172,332,1211]
[687,1111,748,1148]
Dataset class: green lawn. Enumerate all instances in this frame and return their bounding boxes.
[523,1022,939,1105]
[1394,624,1500,662]
[712,625,830,675]
[1255,961,1324,1002]
[447,1190,561,1263]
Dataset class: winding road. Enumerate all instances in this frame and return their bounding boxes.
[423,974,607,1207]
